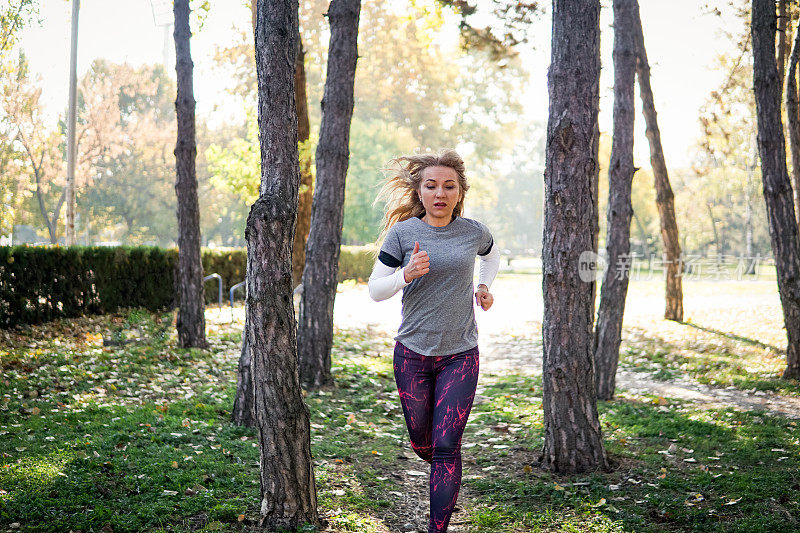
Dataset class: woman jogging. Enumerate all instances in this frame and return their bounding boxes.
[368,149,500,533]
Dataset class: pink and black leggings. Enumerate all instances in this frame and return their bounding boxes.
[393,341,480,533]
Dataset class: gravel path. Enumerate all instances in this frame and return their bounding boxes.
[331,275,800,419]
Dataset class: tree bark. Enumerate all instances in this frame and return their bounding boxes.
[249,0,319,527]
[786,22,800,230]
[173,0,207,349]
[632,3,683,322]
[297,0,361,388]
[540,0,610,474]
[593,0,637,402]
[752,0,800,380]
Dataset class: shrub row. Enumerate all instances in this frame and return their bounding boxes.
[0,245,374,328]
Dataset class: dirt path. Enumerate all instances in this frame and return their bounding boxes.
[331,276,800,419]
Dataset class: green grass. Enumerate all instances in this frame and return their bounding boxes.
[1,309,799,532]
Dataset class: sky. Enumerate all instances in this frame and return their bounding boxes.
[15,0,743,170]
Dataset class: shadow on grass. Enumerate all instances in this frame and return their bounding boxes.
[621,322,800,395]
[680,321,784,354]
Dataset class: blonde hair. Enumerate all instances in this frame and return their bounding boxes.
[373,148,470,250]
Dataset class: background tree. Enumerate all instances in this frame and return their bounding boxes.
[297,0,361,388]
[0,0,38,59]
[247,0,319,527]
[632,2,683,321]
[173,0,207,349]
[540,0,609,474]
[594,0,637,401]
[752,0,800,379]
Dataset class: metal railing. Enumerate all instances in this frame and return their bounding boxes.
[203,273,223,308]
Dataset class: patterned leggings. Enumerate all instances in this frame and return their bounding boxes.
[393,341,480,533]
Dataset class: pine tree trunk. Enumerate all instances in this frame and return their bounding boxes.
[294,36,314,287]
[786,23,800,230]
[594,0,637,402]
[234,4,313,429]
[297,0,361,388]
[752,0,800,380]
[249,0,319,527]
[631,3,683,322]
[173,0,207,349]
[540,0,610,474]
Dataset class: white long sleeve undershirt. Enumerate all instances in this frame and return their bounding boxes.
[367,243,501,302]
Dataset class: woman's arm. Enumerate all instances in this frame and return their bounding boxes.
[368,259,410,301]
[477,242,500,289]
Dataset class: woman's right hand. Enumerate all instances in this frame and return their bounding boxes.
[403,241,429,282]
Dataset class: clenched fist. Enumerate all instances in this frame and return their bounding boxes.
[403,241,429,282]
[475,284,494,311]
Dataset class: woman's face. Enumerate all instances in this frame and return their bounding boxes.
[417,166,462,222]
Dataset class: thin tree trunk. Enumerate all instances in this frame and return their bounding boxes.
[249,0,319,527]
[706,202,720,257]
[752,0,800,380]
[173,0,207,349]
[594,0,637,402]
[231,315,254,427]
[632,3,683,322]
[786,22,800,230]
[297,0,361,388]
[294,36,314,287]
[539,0,610,474]
[632,210,650,258]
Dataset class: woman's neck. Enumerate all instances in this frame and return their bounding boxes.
[420,212,455,227]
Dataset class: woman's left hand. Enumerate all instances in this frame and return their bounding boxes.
[475,284,493,311]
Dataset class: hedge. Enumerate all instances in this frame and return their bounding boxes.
[0,245,375,328]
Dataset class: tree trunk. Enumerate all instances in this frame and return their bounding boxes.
[706,202,720,257]
[231,315,255,427]
[632,4,683,322]
[294,36,314,287]
[752,0,800,380]
[786,22,800,230]
[297,0,361,388]
[539,0,610,474]
[234,3,314,428]
[593,0,637,402]
[173,0,207,349]
[249,0,319,527]
[251,0,312,286]
[632,210,650,258]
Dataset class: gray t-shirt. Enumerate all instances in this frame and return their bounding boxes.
[378,214,494,356]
